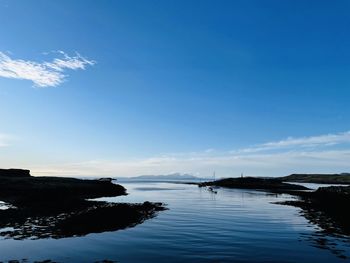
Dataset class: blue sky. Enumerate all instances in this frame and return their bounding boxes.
[0,0,350,177]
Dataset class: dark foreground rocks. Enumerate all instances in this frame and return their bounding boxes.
[0,168,30,178]
[278,185,350,236]
[0,174,127,208]
[275,185,350,259]
[199,177,309,191]
[0,169,165,239]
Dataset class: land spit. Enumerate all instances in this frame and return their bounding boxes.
[0,169,165,239]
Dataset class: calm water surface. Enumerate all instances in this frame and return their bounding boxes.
[0,181,349,262]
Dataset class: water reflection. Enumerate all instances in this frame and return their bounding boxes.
[0,202,165,240]
[300,232,349,259]
[0,182,349,262]
[1,259,117,263]
[278,199,350,259]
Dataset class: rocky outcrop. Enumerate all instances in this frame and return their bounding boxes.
[0,174,127,207]
[0,169,165,239]
[199,177,309,191]
[277,185,350,236]
[0,168,31,177]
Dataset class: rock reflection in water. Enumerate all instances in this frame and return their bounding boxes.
[277,200,350,259]
[3,259,118,263]
[0,201,165,240]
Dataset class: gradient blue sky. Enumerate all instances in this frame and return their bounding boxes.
[0,0,350,177]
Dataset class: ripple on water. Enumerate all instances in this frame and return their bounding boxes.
[0,182,349,262]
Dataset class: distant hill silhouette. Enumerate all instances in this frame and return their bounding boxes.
[119,173,202,181]
[0,168,30,177]
[280,173,350,184]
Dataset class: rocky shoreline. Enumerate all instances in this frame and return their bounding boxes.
[198,176,350,238]
[198,177,309,191]
[278,185,350,236]
[0,169,166,239]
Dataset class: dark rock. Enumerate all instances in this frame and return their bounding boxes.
[0,174,127,208]
[278,185,350,235]
[199,177,309,191]
[0,169,165,239]
[0,168,31,178]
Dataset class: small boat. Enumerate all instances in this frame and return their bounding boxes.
[208,186,217,194]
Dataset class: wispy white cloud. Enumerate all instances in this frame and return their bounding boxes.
[0,134,13,147]
[30,149,350,178]
[0,51,95,87]
[236,131,350,153]
[25,131,350,177]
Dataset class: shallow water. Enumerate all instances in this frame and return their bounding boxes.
[286,181,349,190]
[0,181,349,262]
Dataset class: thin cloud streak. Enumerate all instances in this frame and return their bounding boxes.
[28,131,350,177]
[0,51,95,87]
[236,131,350,153]
[0,134,13,147]
[30,150,350,178]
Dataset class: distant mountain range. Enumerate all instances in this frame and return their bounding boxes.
[117,173,203,181]
[117,173,350,183]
